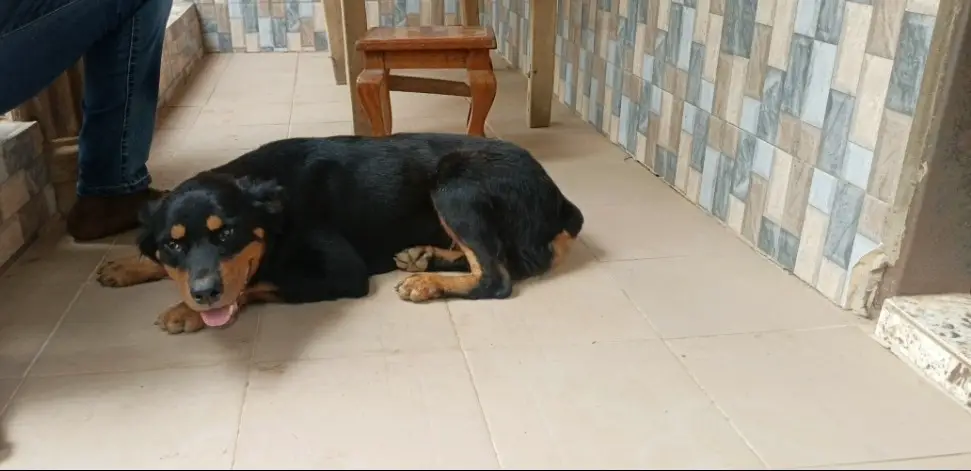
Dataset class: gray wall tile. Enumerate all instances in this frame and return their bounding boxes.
[721,0,758,58]
[815,0,846,44]
[823,181,865,268]
[712,153,735,220]
[818,90,856,175]
[802,41,838,128]
[732,131,757,199]
[757,68,785,144]
[781,34,814,118]
[887,12,935,116]
[700,146,721,210]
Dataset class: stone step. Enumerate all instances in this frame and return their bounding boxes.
[874,294,971,409]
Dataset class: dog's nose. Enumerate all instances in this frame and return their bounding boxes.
[189,273,223,305]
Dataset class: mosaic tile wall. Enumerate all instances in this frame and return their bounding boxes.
[195,0,470,53]
[0,122,57,270]
[479,0,939,309]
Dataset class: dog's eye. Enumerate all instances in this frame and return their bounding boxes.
[218,227,234,242]
[165,240,183,252]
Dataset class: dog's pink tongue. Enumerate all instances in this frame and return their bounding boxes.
[199,304,237,327]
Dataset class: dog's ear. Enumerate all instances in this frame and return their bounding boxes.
[236,177,285,214]
[136,199,163,262]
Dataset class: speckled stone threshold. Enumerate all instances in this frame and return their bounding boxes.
[875,294,971,409]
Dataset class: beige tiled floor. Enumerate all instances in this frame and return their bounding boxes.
[1,52,971,469]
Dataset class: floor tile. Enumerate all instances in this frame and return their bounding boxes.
[579,199,748,261]
[0,324,54,379]
[391,115,475,134]
[156,105,202,130]
[180,124,288,151]
[292,84,352,104]
[803,453,971,469]
[668,326,971,468]
[449,244,656,349]
[288,121,354,138]
[32,279,257,376]
[0,365,247,468]
[290,102,354,124]
[0,235,108,326]
[234,351,498,469]
[0,379,20,409]
[253,272,458,362]
[195,101,292,127]
[465,340,764,469]
[608,250,852,338]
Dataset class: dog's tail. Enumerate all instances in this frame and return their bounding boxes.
[559,198,584,238]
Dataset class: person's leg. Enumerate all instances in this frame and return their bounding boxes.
[0,0,172,241]
[69,0,173,240]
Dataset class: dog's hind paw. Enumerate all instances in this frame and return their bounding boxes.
[393,246,433,272]
[394,274,444,302]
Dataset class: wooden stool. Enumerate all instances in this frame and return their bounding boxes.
[355,26,498,137]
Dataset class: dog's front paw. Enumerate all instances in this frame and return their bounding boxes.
[155,304,205,334]
[393,246,433,272]
[96,259,138,288]
[394,274,444,302]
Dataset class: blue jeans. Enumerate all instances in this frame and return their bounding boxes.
[0,0,172,197]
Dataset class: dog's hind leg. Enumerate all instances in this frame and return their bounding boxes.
[394,191,513,303]
[393,246,470,273]
[96,255,168,288]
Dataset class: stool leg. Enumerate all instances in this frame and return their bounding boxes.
[467,59,496,138]
[357,69,392,137]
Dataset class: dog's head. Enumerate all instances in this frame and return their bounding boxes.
[137,173,284,328]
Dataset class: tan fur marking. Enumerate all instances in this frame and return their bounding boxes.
[549,230,576,270]
[253,227,265,239]
[206,215,223,231]
[156,303,205,334]
[170,224,186,240]
[241,282,280,305]
[96,255,168,287]
[393,245,466,272]
[395,216,485,302]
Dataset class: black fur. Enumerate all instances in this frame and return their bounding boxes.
[137,132,584,304]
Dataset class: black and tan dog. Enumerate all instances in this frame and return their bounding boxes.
[95,132,584,334]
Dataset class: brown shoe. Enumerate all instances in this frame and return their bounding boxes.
[66,188,168,242]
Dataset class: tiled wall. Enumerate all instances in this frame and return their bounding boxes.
[478,0,938,309]
[196,0,469,53]
[0,123,57,269]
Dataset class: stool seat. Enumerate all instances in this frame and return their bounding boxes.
[354,25,498,138]
[357,26,496,52]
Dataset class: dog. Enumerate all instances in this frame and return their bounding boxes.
[95,132,584,334]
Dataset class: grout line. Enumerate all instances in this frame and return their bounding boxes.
[615,284,771,468]
[287,52,300,137]
[659,336,771,468]
[444,301,504,468]
[228,312,260,470]
[782,451,971,470]
[0,235,115,418]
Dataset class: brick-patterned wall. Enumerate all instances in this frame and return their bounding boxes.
[195,0,473,53]
[480,0,939,310]
[0,123,56,269]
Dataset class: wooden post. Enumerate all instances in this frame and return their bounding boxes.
[462,0,480,26]
[323,0,347,85]
[527,0,556,128]
[340,0,370,136]
[421,0,445,25]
